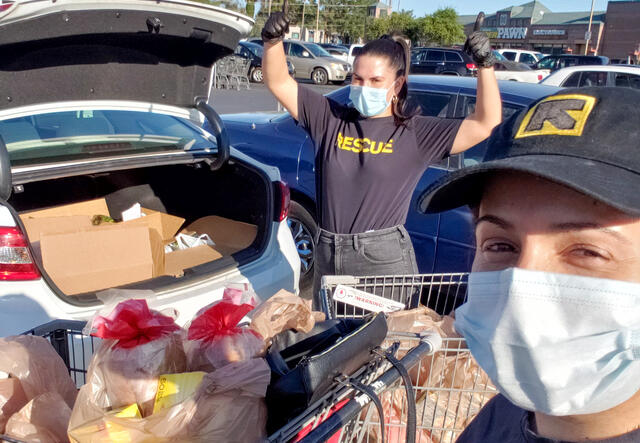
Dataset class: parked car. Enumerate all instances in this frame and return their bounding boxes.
[540,64,640,88]
[532,54,609,76]
[322,46,349,65]
[410,47,477,76]
[282,40,350,85]
[213,77,561,291]
[492,51,548,83]
[497,49,545,66]
[346,44,364,67]
[234,41,295,82]
[0,0,299,336]
[319,43,349,52]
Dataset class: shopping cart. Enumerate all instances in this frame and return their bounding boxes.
[1,274,494,443]
[303,273,497,443]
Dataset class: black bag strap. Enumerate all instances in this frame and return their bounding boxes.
[343,378,387,443]
[380,350,417,443]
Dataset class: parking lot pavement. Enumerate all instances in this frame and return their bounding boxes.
[209,80,343,114]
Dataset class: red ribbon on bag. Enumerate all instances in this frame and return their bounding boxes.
[91,299,180,349]
[188,301,260,342]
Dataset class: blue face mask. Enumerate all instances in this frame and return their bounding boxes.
[455,268,640,416]
[349,82,395,117]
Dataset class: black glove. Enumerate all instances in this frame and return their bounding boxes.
[464,12,495,68]
[261,0,290,44]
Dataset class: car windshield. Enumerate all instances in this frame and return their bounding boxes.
[493,51,507,61]
[0,109,214,167]
[243,42,263,57]
[305,43,331,57]
[536,57,556,69]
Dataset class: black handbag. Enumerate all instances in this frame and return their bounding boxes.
[265,313,388,434]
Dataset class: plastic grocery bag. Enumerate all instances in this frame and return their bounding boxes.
[5,392,72,443]
[360,307,496,443]
[68,358,270,443]
[76,298,186,418]
[222,283,260,308]
[0,377,28,433]
[185,301,264,371]
[0,335,78,410]
[249,290,324,350]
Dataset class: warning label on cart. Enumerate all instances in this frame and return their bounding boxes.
[333,285,405,313]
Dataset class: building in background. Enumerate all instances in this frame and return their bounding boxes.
[600,1,640,63]
[368,1,392,18]
[286,25,327,43]
[459,0,606,55]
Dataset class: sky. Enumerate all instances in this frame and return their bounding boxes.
[396,0,610,17]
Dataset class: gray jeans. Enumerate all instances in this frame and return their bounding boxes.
[312,225,419,310]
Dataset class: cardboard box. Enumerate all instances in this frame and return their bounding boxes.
[21,215,94,243]
[164,245,223,277]
[123,208,185,242]
[185,216,257,256]
[21,198,109,219]
[41,225,164,295]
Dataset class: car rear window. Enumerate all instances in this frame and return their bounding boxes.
[520,53,537,65]
[0,110,213,167]
[425,50,445,62]
[579,71,608,87]
[445,52,463,62]
[562,72,582,87]
[502,51,517,61]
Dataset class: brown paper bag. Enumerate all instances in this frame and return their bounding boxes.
[0,377,28,433]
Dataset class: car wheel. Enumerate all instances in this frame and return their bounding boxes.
[250,67,263,83]
[312,68,329,85]
[331,80,345,85]
[287,201,317,293]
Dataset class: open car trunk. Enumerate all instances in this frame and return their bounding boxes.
[8,158,271,301]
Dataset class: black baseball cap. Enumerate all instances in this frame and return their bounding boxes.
[419,87,640,215]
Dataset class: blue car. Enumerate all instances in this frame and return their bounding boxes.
[212,76,561,290]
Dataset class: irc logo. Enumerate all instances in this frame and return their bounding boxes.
[515,94,596,139]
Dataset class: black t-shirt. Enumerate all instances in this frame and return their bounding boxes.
[457,394,640,443]
[296,85,462,234]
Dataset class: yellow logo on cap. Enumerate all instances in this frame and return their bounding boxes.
[515,94,596,139]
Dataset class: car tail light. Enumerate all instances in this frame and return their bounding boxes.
[274,181,290,222]
[466,63,477,70]
[0,1,14,12]
[537,74,543,81]
[0,227,40,281]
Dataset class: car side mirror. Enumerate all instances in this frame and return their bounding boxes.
[302,51,310,58]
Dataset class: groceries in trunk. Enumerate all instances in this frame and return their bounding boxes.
[20,198,258,295]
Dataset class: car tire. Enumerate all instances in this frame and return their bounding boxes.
[250,67,263,83]
[287,201,317,295]
[312,68,329,85]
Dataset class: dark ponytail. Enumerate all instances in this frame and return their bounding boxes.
[357,31,419,126]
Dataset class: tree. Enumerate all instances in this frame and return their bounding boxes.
[246,1,255,17]
[419,7,465,46]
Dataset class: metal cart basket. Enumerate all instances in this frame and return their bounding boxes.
[307,273,497,443]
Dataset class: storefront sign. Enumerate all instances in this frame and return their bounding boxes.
[497,27,528,39]
[533,29,566,36]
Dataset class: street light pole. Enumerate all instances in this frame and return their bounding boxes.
[268,0,272,15]
[585,0,595,55]
[316,0,320,43]
[301,1,306,38]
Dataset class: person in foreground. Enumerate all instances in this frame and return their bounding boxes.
[420,86,640,442]
[261,2,501,306]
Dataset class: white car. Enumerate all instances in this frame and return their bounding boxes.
[492,53,548,83]
[0,0,300,336]
[347,44,364,67]
[497,49,545,66]
[540,65,640,88]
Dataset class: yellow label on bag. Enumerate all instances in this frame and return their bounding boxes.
[153,372,206,414]
[68,404,141,443]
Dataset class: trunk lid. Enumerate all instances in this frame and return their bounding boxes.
[0,0,253,109]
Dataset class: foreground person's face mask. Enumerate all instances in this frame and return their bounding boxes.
[349,81,395,117]
[455,267,640,416]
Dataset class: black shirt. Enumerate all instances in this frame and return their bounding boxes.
[296,85,462,234]
[457,394,640,443]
